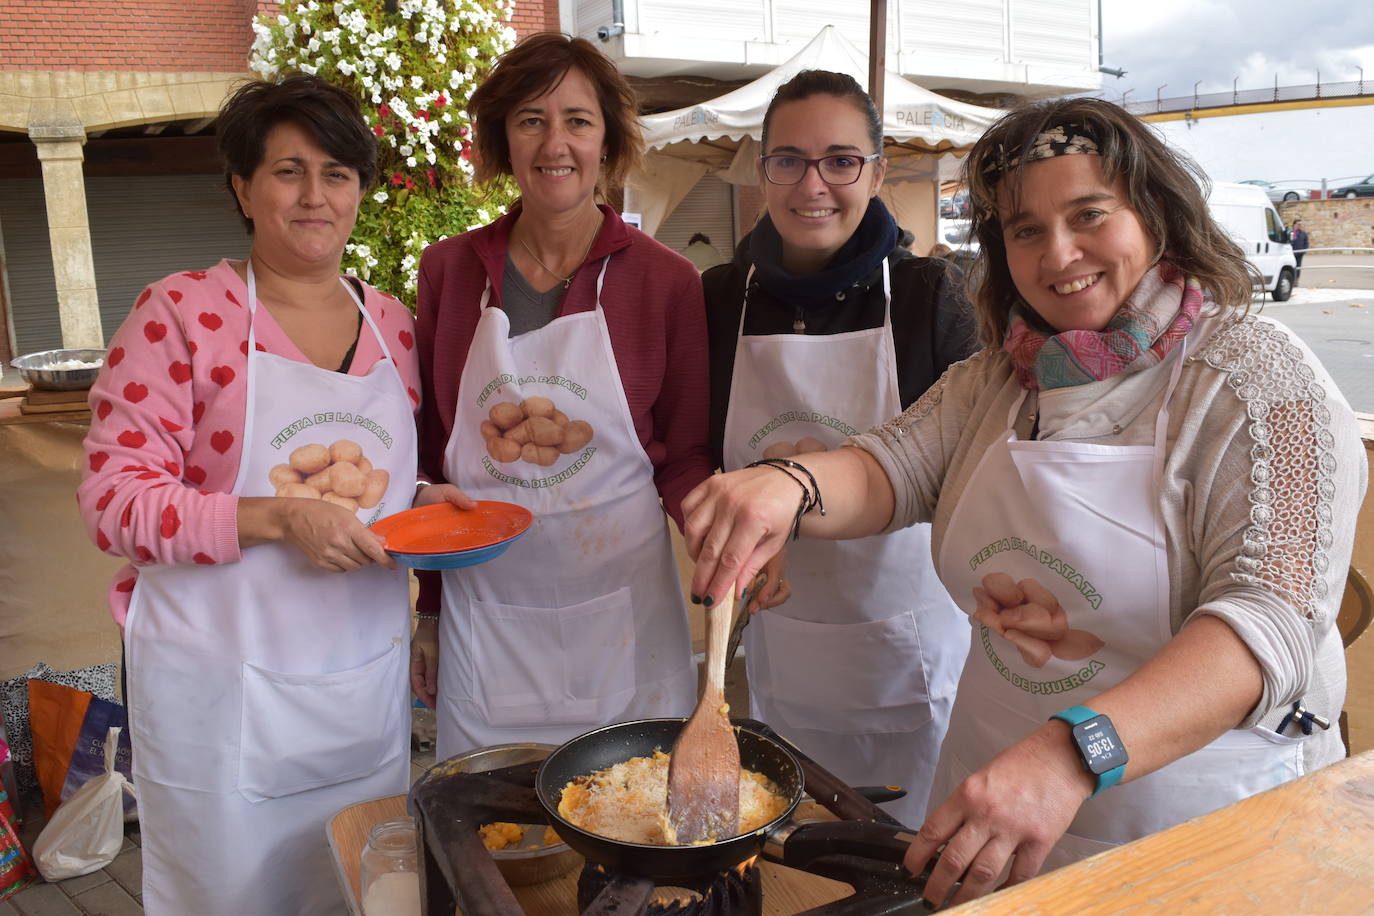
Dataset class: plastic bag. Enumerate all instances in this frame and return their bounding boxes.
[27,678,135,821]
[32,726,136,881]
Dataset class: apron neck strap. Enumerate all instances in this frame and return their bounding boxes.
[738,257,892,338]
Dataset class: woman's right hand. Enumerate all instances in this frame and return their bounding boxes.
[681,467,801,606]
[413,481,478,511]
[237,496,394,572]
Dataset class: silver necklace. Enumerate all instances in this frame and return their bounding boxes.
[519,226,599,290]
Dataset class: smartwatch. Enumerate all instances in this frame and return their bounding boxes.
[1050,705,1128,797]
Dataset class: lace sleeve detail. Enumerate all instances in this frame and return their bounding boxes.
[871,347,993,441]
[1197,317,1340,621]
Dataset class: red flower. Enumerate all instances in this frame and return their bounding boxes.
[461,147,471,160]
[427,169,437,187]
[373,124,385,137]
[459,125,469,138]
[379,103,392,118]
[390,172,405,186]
[418,110,430,121]
[435,94,447,107]
[405,177,416,190]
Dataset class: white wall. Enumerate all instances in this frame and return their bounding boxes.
[1147,103,1374,186]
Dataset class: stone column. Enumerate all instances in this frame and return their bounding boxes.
[29,124,102,348]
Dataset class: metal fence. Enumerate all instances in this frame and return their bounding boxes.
[1120,79,1369,116]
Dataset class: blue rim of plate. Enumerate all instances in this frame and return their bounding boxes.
[387,528,529,569]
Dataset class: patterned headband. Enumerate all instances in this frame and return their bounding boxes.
[984,124,1101,182]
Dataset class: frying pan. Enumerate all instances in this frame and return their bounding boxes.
[535,718,932,889]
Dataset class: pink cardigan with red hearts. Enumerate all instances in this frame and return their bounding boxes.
[77,259,421,625]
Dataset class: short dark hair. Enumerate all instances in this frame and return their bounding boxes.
[688,232,711,246]
[217,73,377,232]
[469,33,643,192]
[897,227,915,249]
[962,97,1254,346]
[762,70,883,154]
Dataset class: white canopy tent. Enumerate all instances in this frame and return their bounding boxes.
[629,26,1004,252]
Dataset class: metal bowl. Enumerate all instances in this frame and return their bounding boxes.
[11,348,107,391]
[432,742,582,886]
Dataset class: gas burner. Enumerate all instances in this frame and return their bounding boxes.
[408,719,933,916]
[577,860,763,916]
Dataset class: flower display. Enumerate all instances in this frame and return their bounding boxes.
[251,0,519,300]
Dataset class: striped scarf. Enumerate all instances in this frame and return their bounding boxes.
[1003,263,1204,390]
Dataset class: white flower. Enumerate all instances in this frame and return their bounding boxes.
[476,208,491,223]
[466,46,479,59]
[411,75,424,89]
[399,143,413,156]
[406,155,417,167]
[372,190,389,203]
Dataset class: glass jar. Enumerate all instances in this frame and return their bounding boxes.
[360,816,420,916]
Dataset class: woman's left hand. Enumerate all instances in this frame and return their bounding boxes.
[904,722,1093,908]
[410,618,439,708]
[746,550,791,613]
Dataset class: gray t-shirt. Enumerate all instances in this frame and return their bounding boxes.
[502,254,565,337]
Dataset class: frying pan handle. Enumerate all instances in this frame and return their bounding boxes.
[778,820,919,871]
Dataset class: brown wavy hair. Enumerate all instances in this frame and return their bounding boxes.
[468,32,643,192]
[961,97,1255,346]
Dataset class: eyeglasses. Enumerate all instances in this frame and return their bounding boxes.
[759,153,882,186]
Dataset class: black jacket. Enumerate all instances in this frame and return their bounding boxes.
[702,238,978,466]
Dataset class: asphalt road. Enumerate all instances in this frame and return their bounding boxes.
[1260,253,1374,413]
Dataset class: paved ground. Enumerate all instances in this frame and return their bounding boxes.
[1259,252,1374,413]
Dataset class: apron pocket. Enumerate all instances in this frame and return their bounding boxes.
[758,610,932,735]
[469,587,637,728]
[237,641,406,801]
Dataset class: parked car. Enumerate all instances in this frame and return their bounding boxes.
[1332,175,1374,198]
[1238,179,1309,203]
[939,197,957,218]
[1208,182,1296,302]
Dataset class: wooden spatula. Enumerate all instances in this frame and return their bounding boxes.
[665,587,741,844]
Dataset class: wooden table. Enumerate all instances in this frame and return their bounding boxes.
[947,748,1374,915]
[329,751,1374,914]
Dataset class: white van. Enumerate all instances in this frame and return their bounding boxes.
[1206,182,1297,301]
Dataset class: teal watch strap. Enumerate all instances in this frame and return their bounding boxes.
[1051,705,1126,797]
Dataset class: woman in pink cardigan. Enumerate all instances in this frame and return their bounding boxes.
[77,75,419,916]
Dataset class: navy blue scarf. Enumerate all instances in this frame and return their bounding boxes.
[748,198,897,307]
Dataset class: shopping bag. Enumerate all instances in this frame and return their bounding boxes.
[32,726,135,881]
[0,738,37,901]
[27,679,134,821]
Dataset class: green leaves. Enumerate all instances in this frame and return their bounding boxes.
[251,0,520,303]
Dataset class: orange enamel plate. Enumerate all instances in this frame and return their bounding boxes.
[370,500,533,555]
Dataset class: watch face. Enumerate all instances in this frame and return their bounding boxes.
[1073,716,1129,775]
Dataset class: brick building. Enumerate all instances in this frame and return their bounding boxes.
[0,0,555,362]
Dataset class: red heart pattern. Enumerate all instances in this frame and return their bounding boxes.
[159,416,183,433]
[398,329,413,350]
[185,465,207,485]
[163,460,180,477]
[210,365,235,387]
[123,382,148,403]
[135,289,151,309]
[135,545,154,564]
[210,430,234,454]
[183,271,208,280]
[90,451,109,472]
[97,400,113,420]
[108,347,125,367]
[168,290,183,304]
[117,430,147,449]
[121,501,134,528]
[189,341,199,355]
[407,387,420,405]
[96,488,116,511]
[160,504,181,539]
[226,290,240,307]
[192,402,206,423]
[193,552,216,565]
[168,361,192,383]
[199,312,222,331]
[115,577,136,593]
[97,529,111,551]
[144,321,167,343]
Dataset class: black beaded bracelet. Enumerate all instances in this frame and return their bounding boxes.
[747,457,825,517]
[745,458,824,541]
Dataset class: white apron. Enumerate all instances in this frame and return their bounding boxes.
[722,262,968,825]
[125,266,416,916]
[435,260,695,756]
[933,339,1304,870]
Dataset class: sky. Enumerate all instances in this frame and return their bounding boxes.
[1099,0,1374,107]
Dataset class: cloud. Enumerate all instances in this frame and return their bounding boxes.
[1101,0,1372,103]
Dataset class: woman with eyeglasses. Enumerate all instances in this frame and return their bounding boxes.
[701,70,977,825]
